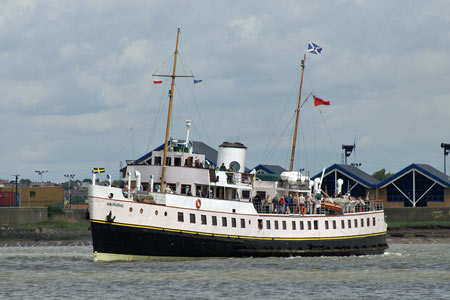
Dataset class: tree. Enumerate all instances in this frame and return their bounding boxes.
[372,169,393,181]
[112,180,124,188]
[71,195,87,205]
[20,179,31,186]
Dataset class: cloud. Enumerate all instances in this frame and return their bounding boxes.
[0,1,450,182]
[118,39,153,68]
[228,16,263,39]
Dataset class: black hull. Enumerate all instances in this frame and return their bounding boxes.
[91,221,388,258]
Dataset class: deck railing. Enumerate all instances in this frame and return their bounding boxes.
[252,199,384,215]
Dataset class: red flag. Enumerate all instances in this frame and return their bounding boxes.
[153,79,163,84]
[313,95,330,106]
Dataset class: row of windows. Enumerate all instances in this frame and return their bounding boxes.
[177,212,376,231]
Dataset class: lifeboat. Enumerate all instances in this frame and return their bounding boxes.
[322,201,343,212]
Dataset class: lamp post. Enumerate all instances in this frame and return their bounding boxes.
[35,170,48,187]
[64,174,75,209]
[441,143,450,175]
[342,145,355,165]
[12,174,19,207]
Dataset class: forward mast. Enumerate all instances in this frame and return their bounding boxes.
[155,28,193,192]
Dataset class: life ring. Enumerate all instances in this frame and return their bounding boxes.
[301,206,306,215]
[195,199,201,209]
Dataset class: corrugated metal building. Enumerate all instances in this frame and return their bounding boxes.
[0,186,64,207]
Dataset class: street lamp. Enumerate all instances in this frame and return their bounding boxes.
[12,174,19,207]
[35,170,48,187]
[64,174,75,209]
[441,143,450,175]
[342,144,355,165]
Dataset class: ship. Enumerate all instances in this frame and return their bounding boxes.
[88,29,388,262]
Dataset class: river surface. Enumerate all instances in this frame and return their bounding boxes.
[0,241,449,300]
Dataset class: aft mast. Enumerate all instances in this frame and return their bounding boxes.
[289,54,306,171]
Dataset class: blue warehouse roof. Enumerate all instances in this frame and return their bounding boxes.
[252,164,287,175]
[378,163,450,188]
[311,164,380,188]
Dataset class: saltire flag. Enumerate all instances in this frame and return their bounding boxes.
[194,79,203,84]
[93,168,105,174]
[153,79,163,84]
[313,95,330,106]
[307,41,322,54]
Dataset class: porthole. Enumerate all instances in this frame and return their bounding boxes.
[155,210,158,216]
[129,207,133,213]
[248,220,251,225]
[140,208,143,214]
[164,211,168,217]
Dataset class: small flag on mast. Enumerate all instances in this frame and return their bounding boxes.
[307,41,322,54]
[313,95,330,106]
[153,79,163,84]
[93,168,105,174]
[194,79,203,84]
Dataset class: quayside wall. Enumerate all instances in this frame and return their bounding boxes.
[0,207,48,226]
[385,207,450,223]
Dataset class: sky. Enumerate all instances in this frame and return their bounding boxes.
[1,0,450,183]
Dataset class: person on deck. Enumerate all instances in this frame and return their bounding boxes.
[272,195,280,213]
[293,194,299,214]
[284,194,292,214]
[219,163,227,171]
[279,196,285,214]
[299,193,306,213]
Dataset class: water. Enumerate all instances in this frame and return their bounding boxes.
[0,242,449,300]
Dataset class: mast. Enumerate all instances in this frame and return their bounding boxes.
[160,28,181,192]
[289,54,306,172]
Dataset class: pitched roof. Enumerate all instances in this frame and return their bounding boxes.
[253,164,287,175]
[378,163,450,188]
[311,164,380,188]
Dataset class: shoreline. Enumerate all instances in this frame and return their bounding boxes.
[0,226,449,247]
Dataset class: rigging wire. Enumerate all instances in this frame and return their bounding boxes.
[145,79,171,152]
[299,106,310,173]
[178,53,211,145]
[112,50,175,161]
[112,82,159,161]
[318,109,340,162]
[259,72,300,164]
[145,55,177,152]
[173,81,206,142]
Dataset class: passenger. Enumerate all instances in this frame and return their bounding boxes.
[284,194,292,214]
[266,196,273,213]
[195,159,201,167]
[272,195,280,213]
[306,195,312,214]
[293,194,299,214]
[219,163,227,171]
[263,196,271,213]
[279,196,285,214]
[299,193,306,213]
